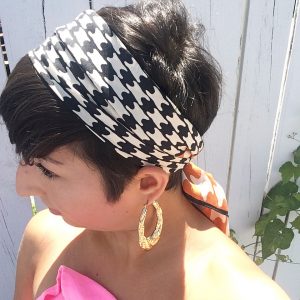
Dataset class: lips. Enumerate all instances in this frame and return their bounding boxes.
[49,208,61,215]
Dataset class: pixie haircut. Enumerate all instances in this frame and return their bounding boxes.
[0,0,222,201]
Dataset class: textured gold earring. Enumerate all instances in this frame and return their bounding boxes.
[138,201,163,250]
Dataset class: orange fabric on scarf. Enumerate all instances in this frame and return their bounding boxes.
[182,162,229,235]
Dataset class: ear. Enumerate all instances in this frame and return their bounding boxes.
[135,166,169,205]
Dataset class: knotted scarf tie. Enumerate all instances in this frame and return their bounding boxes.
[28,9,229,235]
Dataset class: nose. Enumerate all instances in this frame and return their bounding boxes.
[16,163,44,197]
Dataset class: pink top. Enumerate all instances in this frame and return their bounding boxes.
[36,265,117,300]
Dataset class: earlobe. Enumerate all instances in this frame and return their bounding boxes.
[137,166,169,204]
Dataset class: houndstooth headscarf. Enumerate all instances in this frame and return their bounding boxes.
[28,10,229,235]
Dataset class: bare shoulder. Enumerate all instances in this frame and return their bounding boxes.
[14,209,83,300]
[18,209,82,257]
[210,231,290,299]
[186,228,290,300]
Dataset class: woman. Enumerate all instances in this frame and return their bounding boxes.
[0,0,289,299]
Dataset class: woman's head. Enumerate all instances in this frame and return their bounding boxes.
[0,0,222,202]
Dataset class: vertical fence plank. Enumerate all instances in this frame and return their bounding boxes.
[228,0,295,277]
[267,4,300,297]
[0,1,45,69]
[185,0,246,189]
[0,126,33,298]
[0,1,46,299]
[43,0,89,36]
[93,0,127,10]
[0,42,6,91]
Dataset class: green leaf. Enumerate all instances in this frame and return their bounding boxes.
[293,145,300,165]
[255,212,276,236]
[280,161,295,183]
[268,195,288,211]
[291,215,300,233]
[288,196,300,210]
[279,228,294,249]
[294,165,300,180]
[255,257,264,265]
[263,195,300,213]
[261,218,284,258]
[263,182,299,208]
[275,207,289,216]
[279,160,300,181]
[261,219,294,259]
[275,254,292,263]
[294,193,300,201]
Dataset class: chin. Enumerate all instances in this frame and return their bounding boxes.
[49,208,61,215]
[60,216,86,229]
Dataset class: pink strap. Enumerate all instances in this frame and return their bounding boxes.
[36,265,117,300]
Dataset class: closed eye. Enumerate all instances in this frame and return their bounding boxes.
[35,163,57,180]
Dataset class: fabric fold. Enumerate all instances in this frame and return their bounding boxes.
[182,162,229,235]
[37,265,117,300]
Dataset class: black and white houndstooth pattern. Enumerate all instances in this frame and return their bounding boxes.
[28,9,203,173]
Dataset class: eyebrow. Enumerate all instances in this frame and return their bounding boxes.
[43,156,64,165]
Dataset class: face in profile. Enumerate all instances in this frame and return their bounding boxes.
[16,145,143,232]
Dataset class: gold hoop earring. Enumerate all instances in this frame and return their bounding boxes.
[138,201,163,250]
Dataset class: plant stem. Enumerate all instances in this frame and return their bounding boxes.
[272,212,290,280]
[246,252,300,264]
[253,205,264,262]
[242,242,261,249]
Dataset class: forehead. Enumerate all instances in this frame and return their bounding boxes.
[44,145,83,165]
[44,145,102,180]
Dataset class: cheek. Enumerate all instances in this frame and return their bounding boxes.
[60,188,127,230]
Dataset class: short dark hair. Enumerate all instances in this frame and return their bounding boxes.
[0,0,222,201]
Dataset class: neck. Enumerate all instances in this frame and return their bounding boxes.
[86,186,213,267]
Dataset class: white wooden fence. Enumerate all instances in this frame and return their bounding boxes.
[0,0,299,299]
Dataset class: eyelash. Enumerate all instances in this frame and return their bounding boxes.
[35,163,57,180]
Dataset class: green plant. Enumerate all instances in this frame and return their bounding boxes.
[231,145,300,265]
[30,195,37,216]
[253,145,300,263]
